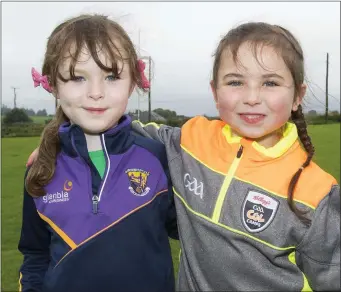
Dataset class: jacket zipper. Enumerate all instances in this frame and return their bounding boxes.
[92,134,111,214]
[71,133,110,215]
[92,195,99,214]
[212,145,243,223]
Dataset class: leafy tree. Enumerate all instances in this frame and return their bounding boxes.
[24,108,36,116]
[3,108,33,124]
[153,108,177,119]
[307,110,317,116]
[1,104,12,115]
[36,109,48,116]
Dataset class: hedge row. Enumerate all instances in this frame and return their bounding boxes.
[1,116,339,138]
[1,123,46,138]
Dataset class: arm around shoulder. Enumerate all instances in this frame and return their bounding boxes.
[296,184,340,291]
[132,121,182,161]
[132,121,180,144]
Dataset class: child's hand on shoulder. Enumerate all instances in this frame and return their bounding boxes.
[26,148,39,167]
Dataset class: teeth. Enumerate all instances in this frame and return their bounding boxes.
[244,115,262,119]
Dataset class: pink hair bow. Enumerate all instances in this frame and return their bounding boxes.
[137,60,150,89]
[31,68,52,93]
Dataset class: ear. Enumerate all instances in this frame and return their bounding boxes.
[210,80,219,109]
[292,84,306,111]
[49,83,58,99]
[52,88,59,99]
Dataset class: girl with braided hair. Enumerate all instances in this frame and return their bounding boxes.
[27,21,340,291]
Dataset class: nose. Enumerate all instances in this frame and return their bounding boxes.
[88,81,104,100]
[243,85,262,106]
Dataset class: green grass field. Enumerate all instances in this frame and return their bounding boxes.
[29,116,51,124]
[1,116,51,124]
[1,123,339,291]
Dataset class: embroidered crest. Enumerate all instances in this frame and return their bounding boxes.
[242,190,279,233]
[125,168,151,196]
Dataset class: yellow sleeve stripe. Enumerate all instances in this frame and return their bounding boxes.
[132,120,162,129]
[37,211,77,249]
[288,251,313,291]
[18,272,22,291]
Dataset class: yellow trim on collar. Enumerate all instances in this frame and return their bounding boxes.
[222,122,298,158]
[251,123,298,158]
[222,124,242,144]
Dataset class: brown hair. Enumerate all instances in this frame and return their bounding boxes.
[212,22,314,226]
[26,14,147,197]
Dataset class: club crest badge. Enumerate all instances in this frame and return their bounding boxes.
[242,190,279,233]
[125,168,151,196]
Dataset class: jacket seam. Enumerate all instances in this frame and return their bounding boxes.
[169,153,182,164]
[296,185,338,250]
[296,250,340,266]
[235,176,316,210]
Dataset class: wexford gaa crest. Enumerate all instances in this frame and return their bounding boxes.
[125,168,151,196]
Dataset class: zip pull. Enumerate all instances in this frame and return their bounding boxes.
[92,195,99,214]
[237,145,244,158]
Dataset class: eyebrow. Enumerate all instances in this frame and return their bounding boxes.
[223,73,244,79]
[262,73,285,80]
[73,67,124,74]
[223,73,284,80]
[60,68,87,75]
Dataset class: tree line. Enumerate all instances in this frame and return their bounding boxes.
[1,104,49,117]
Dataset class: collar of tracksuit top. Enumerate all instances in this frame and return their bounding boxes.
[58,114,135,214]
[213,121,301,163]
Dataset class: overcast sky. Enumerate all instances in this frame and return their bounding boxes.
[2,2,340,116]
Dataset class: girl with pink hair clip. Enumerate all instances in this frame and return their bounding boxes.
[19,13,178,292]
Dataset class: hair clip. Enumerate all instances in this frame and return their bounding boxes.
[137,60,150,89]
[31,68,52,93]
